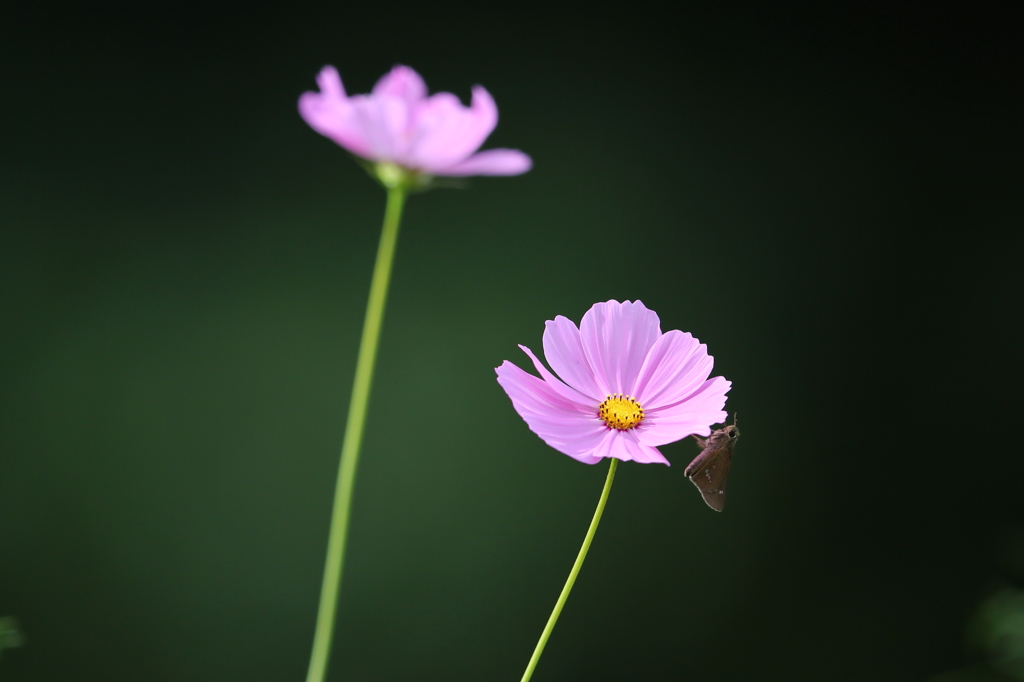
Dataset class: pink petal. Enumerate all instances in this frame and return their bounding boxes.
[518,345,595,407]
[573,452,605,465]
[635,376,731,447]
[524,413,609,464]
[495,360,587,415]
[316,65,347,99]
[632,330,714,409]
[431,149,533,176]
[495,361,608,464]
[372,65,428,104]
[590,430,618,461]
[298,67,374,159]
[541,316,604,401]
[656,372,731,415]
[350,95,412,161]
[579,300,662,396]
[595,430,670,465]
[619,430,671,465]
[405,86,499,171]
[397,92,469,168]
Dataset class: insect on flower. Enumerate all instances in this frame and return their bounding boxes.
[685,418,740,511]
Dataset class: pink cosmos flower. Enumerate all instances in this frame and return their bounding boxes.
[298,65,532,177]
[495,300,731,465]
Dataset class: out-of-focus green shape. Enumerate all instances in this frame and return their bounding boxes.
[929,588,1024,682]
[0,617,24,659]
[968,588,1024,680]
[932,530,1024,682]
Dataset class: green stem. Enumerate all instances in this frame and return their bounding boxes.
[305,185,407,682]
[520,457,619,682]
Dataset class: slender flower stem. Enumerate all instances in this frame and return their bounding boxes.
[305,185,407,682]
[520,457,619,682]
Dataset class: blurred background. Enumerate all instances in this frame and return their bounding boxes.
[1,3,1022,681]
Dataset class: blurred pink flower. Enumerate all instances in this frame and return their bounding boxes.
[298,65,532,177]
[496,300,730,465]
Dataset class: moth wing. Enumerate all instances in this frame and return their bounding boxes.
[686,447,733,512]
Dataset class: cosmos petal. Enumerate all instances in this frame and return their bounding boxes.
[314,65,347,99]
[619,430,671,465]
[633,330,714,409]
[350,95,412,161]
[372,65,428,103]
[433,149,533,176]
[656,374,732,415]
[298,67,374,158]
[542,315,604,401]
[496,361,588,415]
[496,361,608,463]
[636,376,731,446]
[518,345,594,408]
[406,86,499,170]
[580,300,661,396]
[590,429,619,462]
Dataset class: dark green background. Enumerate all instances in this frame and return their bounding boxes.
[2,4,1022,681]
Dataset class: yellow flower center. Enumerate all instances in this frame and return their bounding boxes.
[598,394,645,430]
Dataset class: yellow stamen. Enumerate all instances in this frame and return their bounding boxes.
[598,394,644,430]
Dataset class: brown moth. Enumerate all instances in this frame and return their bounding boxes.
[684,418,740,512]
